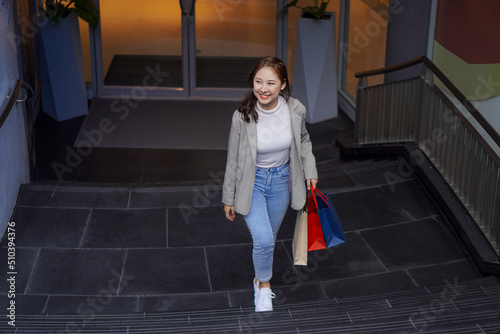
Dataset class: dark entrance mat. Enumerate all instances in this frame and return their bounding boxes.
[104,55,260,88]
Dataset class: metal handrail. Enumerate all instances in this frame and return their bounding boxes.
[355,56,500,149]
[354,56,500,259]
[0,79,37,182]
[0,79,33,128]
[355,56,423,78]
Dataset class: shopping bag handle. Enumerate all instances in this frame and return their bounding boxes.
[310,185,329,208]
[305,187,312,212]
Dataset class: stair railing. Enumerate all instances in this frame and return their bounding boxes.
[354,56,500,257]
[0,80,33,128]
[0,79,36,181]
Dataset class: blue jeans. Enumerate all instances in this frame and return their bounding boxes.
[243,162,290,283]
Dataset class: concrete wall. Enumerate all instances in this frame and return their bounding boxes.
[432,0,500,135]
[0,4,30,236]
[384,0,500,135]
[384,0,433,82]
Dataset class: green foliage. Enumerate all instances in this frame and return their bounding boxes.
[279,0,331,19]
[43,0,99,29]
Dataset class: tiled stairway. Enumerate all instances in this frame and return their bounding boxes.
[2,115,500,333]
[3,155,500,333]
[2,276,500,333]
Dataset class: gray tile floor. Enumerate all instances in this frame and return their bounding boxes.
[0,113,484,315]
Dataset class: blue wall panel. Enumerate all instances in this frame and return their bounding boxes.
[0,1,29,237]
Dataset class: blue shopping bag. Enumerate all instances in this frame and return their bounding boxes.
[311,186,346,248]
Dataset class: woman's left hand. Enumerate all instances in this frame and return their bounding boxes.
[224,205,236,221]
[306,179,318,190]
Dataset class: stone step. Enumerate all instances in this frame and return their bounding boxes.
[2,276,499,333]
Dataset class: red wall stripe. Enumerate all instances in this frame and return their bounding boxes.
[434,0,500,64]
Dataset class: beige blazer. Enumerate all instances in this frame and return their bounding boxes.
[222,97,318,215]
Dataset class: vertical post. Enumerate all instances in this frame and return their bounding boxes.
[337,0,350,94]
[426,0,438,59]
[355,76,367,144]
[89,0,103,98]
[276,0,288,64]
[187,0,196,95]
[494,168,500,254]
[180,0,191,95]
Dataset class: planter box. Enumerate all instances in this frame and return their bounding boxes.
[292,12,338,123]
[40,12,88,122]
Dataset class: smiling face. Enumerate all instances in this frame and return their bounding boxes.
[253,67,287,110]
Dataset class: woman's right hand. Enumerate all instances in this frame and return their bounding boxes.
[224,205,236,221]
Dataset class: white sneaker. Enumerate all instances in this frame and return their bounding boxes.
[253,278,260,305]
[255,287,275,312]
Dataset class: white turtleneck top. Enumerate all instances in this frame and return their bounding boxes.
[255,96,291,168]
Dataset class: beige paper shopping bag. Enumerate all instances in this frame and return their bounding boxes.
[292,208,308,266]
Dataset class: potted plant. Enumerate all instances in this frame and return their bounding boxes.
[39,0,99,121]
[43,0,99,28]
[280,0,338,123]
[280,0,331,19]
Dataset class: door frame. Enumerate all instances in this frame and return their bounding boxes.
[91,0,288,99]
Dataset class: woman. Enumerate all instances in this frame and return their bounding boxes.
[222,56,318,312]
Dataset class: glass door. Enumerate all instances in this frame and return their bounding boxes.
[93,0,279,98]
[190,0,277,97]
[94,0,187,97]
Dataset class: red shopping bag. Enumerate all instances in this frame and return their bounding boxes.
[307,188,327,251]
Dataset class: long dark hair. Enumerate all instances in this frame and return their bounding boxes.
[238,56,291,123]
